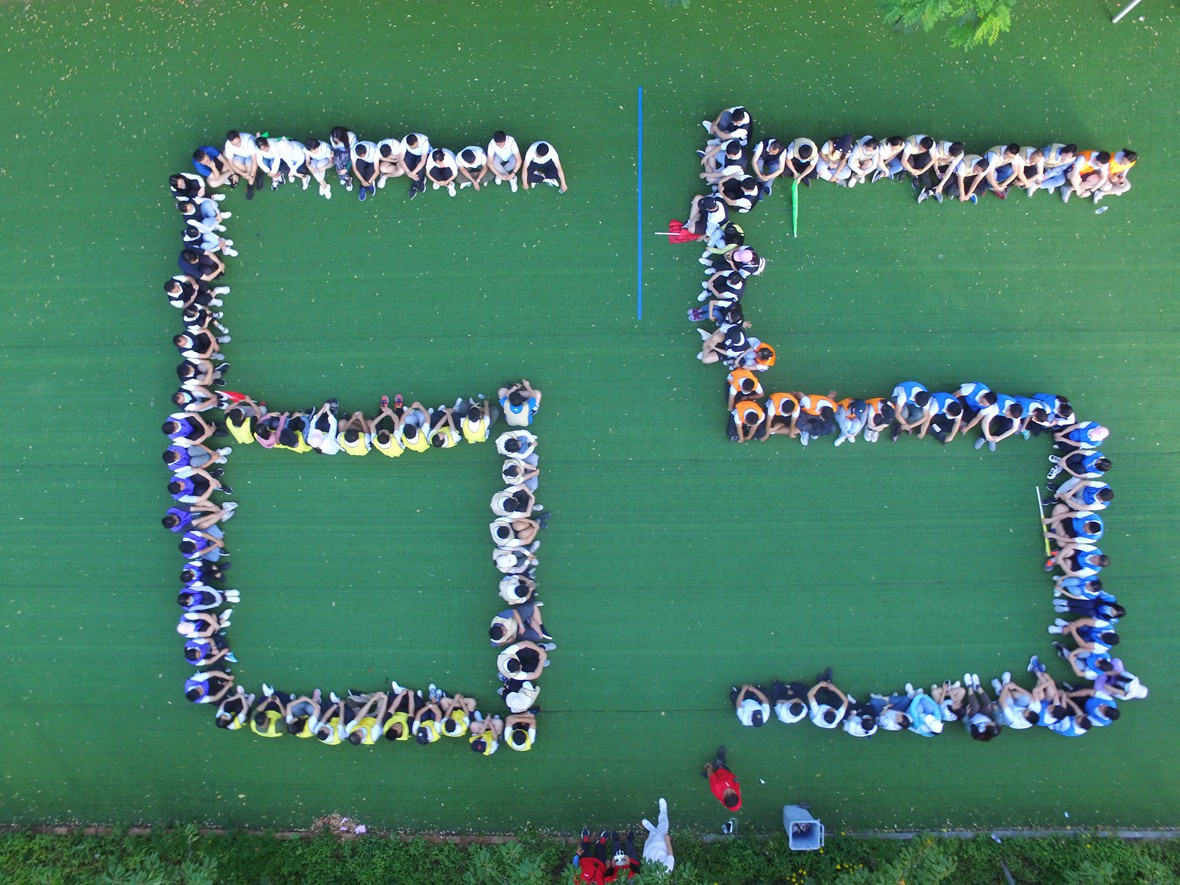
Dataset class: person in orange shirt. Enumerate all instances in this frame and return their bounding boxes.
[725,367,763,409]
[1064,150,1110,203]
[702,746,742,811]
[766,392,800,438]
[728,399,767,442]
[1096,149,1136,202]
[796,393,838,446]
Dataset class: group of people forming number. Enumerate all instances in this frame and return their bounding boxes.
[163,135,554,751]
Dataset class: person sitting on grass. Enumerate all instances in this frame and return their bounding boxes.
[703,106,751,146]
[498,677,540,714]
[770,679,809,724]
[918,393,964,444]
[575,828,610,884]
[469,713,504,755]
[337,411,373,456]
[750,137,785,194]
[522,141,568,192]
[184,669,234,705]
[731,684,771,727]
[796,393,838,447]
[496,640,551,681]
[842,696,880,738]
[344,691,389,745]
[807,670,850,729]
[728,398,767,443]
[489,600,550,647]
[486,131,523,190]
[502,457,540,492]
[498,379,542,427]
[426,147,459,197]
[437,689,479,738]
[350,139,379,202]
[250,685,289,738]
[375,138,406,190]
[504,712,537,751]
[960,673,1002,741]
[213,686,255,730]
[1065,685,1120,729]
[1048,616,1119,654]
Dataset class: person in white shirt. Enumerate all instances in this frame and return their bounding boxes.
[402,132,431,198]
[426,147,459,196]
[641,798,675,873]
[917,140,964,203]
[303,137,334,198]
[785,137,819,185]
[846,136,880,187]
[456,145,488,190]
[522,141,568,192]
[328,126,357,191]
[376,138,406,189]
[730,684,771,727]
[487,131,522,190]
[276,137,311,190]
[223,130,260,197]
[983,143,1022,196]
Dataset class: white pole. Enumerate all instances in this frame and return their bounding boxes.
[1112,0,1144,23]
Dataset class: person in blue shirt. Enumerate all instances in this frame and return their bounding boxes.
[888,380,929,441]
[1068,688,1120,728]
[1053,597,1124,621]
[192,146,235,188]
[1049,616,1119,653]
[1053,421,1109,453]
[1048,478,1113,512]
[1047,450,1110,484]
[1053,575,1113,602]
[917,392,964,443]
[184,670,234,705]
[973,393,1023,451]
[1042,504,1104,545]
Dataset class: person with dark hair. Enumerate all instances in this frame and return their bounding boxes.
[1049,616,1119,653]
[184,629,235,666]
[770,679,809,724]
[806,672,849,729]
[496,640,550,680]
[486,131,522,190]
[703,106,751,146]
[164,274,227,312]
[846,136,880,187]
[699,138,746,186]
[501,458,539,494]
[328,126,357,192]
[983,143,1022,197]
[1047,541,1109,580]
[337,410,373,456]
[184,669,234,705]
[833,398,869,447]
[213,686,254,730]
[374,137,405,191]
[900,134,936,189]
[1096,148,1136,201]
[953,152,989,203]
[498,380,542,427]
[458,399,493,444]
[765,392,800,439]
[304,137,334,198]
[916,140,965,203]
[888,380,929,441]
[434,687,478,739]
[1053,596,1124,621]
[1065,686,1120,728]
[785,136,819,185]
[1064,150,1111,203]
[725,367,764,411]
[860,396,895,443]
[381,684,421,741]
[728,398,767,443]
[498,676,540,713]
[731,684,771,727]
[1037,142,1079,194]
[179,248,224,283]
[222,130,261,197]
[702,746,742,810]
[350,139,379,201]
[990,670,1043,730]
[401,132,431,198]
[960,674,1002,741]
[796,393,838,447]
[456,144,488,190]
[177,195,231,236]
[972,392,1024,452]
[177,584,238,612]
[489,516,541,550]
[521,140,567,192]
[919,393,964,444]
[426,147,459,196]
[250,684,289,738]
[428,402,461,449]
[1013,146,1046,195]
[499,574,537,606]
[344,691,389,745]
[842,695,880,738]
[750,137,785,194]
[504,712,537,751]
[488,601,549,647]
[469,713,503,755]
[163,500,235,535]
[1047,450,1111,487]
[683,193,728,242]
[874,135,905,181]
[496,429,538,459]
[170,172,214,202]
[1042,503,1104,547]
[816,134,854,185]
[574,829,610,884]
[869,693,913,732]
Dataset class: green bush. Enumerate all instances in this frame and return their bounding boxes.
[881,0,1017,49]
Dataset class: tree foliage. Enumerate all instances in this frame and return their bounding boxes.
[882,0,1017,49]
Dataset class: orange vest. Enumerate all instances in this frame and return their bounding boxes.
[727,368,762,399]
[736,401,765,425]
[799,394,836,415]
[767,392,799,417]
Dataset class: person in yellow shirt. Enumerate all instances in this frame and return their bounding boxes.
[461,399,495,444]
[249,685,288,738]
[337,411,372,456]
[371,402,405,458]
[469,714,503,755]
[213,686,254,731]
[435,687,478,738]
[382,685,420,741]
[428,403,461,449]
[285,689,324,738]
[346,691,388,745]
[505,712,537,751]
[399,402,432,453]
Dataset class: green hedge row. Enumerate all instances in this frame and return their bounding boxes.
[0,826,1177,884]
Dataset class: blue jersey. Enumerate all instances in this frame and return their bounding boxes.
[891,381,926,405]
[192,146,221,177]
[168,416,199,440]
[170,477,198,500]
[1013,396,1042,420]
[993,393,1022,418]
[1068,514,1104,541]
[165,445,193,469]
[1084,696,1117,727]
[1050,716,1088,737]
[1068,452,1107,475]
[165,507,193,532]
[1062,422,1104,447]
[929,392,958,415]
[957,382,991,410]
[1079,485,1111,508]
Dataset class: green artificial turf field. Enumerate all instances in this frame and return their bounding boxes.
[1,0,1178,836]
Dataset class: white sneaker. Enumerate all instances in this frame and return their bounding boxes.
[322,185,332,200]
[460,181,471,189]
[833,437,845,447]
[301,177,309,190]
[221,211,232,220]
[377,176,386,189]
[495,177,502,185]
[447,184,456,197]
[509,178,518,193]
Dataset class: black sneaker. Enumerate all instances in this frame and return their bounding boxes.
[581,828,590,839]
[890,426,902,442]
[220,484,233,494]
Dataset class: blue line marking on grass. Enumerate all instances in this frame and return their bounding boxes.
[637,85,643,321]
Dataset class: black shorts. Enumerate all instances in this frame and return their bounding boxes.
[355,159,375,179]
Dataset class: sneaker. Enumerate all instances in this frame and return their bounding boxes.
[359,187,367,202]
[1002,671,1012,685]
[1045,482,1059,492]
[991,678,1004,695]
[1020,429,1031,439]
[905,682,916,696]
[582,828,590,839]
[1047,624,1062,633]
[346,181,354,192]
[799,432,809,446]
[377,176,386,189]
[329,691,340,703]
[911,177,921,190]
[271,176,282,191]
[988,441,997,452]
[245,182,254,201]
[447,184,456,197]
[891,426,902,443]
[916,189,929,204]
[833,436,845,447]
[991,189,1007,200]
[541,642,558,651]
[409,186,419,200]
[380,395,390,408]
[933,190,944,204]
[968,194,978,204]
[1051,641,1067,657]
[974,438,986,450]
[509,177,518,193]
[1054,618,1068,627]
[1047,465,1063,480]
[871,170,886,183]
[1027,655,1041,673]
[301,176,309,190]
[1062,188,1071,204]
[220,484,234,494]
[322,185,332,200]
[390,680,405,693]
[262,683,274,697]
